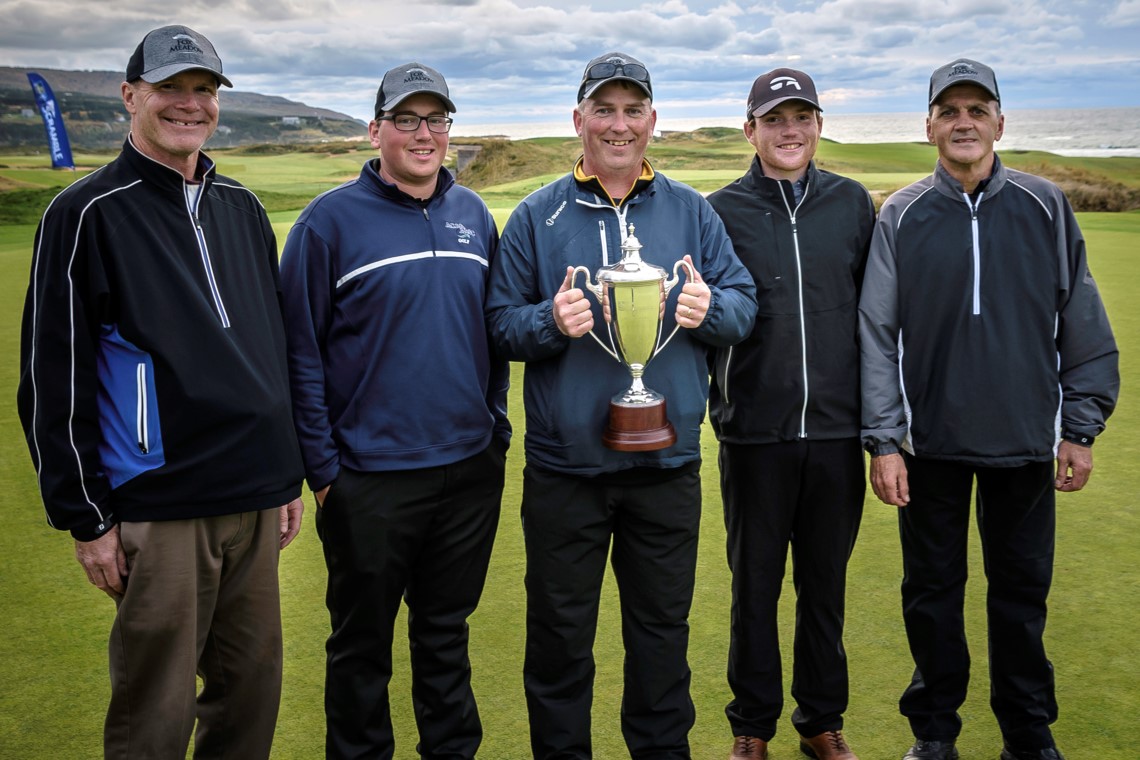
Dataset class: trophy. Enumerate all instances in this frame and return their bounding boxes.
[571,224,697,451]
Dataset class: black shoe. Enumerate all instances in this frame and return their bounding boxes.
[1000,746,1065,760]
[903,740,959,760]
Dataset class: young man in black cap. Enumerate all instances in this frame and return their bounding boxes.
[860,58,1119,760]
[707,68,874,760]
[486,51,756,759]
[18,24,304,758]
[279,62,509,760]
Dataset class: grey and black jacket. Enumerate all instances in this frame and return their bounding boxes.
[859,155,1119,465]
[18,137,304,540]
[707,158,875,444]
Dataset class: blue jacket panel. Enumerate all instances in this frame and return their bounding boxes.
[486,169,757,476]
[280,160,510,490]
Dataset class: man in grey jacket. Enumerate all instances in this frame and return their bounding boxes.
[859,59,1118,760]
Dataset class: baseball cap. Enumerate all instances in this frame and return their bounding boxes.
[578,52,652,103]
[928,58,1000,106]
[746,68,821,119]
[126,25,232,88]
[374,63,456,117]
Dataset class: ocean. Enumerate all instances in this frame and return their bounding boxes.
[451,107,1140,158]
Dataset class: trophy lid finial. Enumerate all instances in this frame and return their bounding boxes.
[622,223,643,262]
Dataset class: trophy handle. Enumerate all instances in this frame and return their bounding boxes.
[570,266,603,300]
[569,266,621,362]
[653,256,699,358]
[662,257,698,297]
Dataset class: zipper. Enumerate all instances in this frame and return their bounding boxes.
[964,191,985,315]
[721,345,734,405]
[136,362,149,454]
[781,180,810,438]
[186,185,231,328]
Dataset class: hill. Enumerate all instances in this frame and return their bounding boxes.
[0,66,366,150]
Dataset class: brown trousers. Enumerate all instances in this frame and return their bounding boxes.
[104,509,282,759]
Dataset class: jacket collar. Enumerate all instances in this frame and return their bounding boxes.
[121,135,216,194]
[742,155,817,206]
[573,156,655,207]
[933,152,1007,201]
[361,158,455,205]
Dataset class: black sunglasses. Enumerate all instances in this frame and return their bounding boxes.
[583,61,650,84]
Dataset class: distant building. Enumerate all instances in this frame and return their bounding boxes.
[282,116,301,126]
[21,108,35,118]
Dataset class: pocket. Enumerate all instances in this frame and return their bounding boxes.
[96,325,165,488]
[135,363,149,454]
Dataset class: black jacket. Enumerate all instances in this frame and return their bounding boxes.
[18,137,303,540]
[859,156,1119,464]
[707,158,875,444]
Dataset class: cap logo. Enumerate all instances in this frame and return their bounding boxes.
[949,62,978,79]
[403,68,435,85]
[770,76,802,92]
[169,33,204,54]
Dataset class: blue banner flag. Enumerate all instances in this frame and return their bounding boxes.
[26,72,76,169]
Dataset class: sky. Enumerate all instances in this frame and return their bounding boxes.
[3,0,1138,130]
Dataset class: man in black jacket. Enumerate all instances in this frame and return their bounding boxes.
[860,59,1118,760]
[708,69,874,760]
[17,25,304,759]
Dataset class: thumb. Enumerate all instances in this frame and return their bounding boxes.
[558,266,575,294]
[683,254,704,283]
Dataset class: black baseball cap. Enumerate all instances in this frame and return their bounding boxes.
[746,68,821,119]
[374,62,456,118]
[578,52,652,103]
[929,58,1000,106]
[126,25,232,88]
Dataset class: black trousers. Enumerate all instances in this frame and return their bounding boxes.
[521,464,702,760]
[720,438,865,741]
[316,442,505,760]
[898,454,1058,750]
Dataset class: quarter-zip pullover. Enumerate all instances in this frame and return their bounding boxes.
[18,137,304,540]
[279,159,510,491]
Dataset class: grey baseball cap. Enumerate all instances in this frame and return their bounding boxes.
[746,68,821,119]
[578,52,652,103]
[929,58,1000,106]
[126,25,232,88]
[374,63,456,117]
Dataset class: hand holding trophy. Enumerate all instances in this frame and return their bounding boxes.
[571,224,697,451]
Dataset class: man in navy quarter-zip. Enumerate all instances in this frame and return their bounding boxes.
[707,69,874,760]
[486,52,756,759]
[278,62,510,760]
[17,25,305,760]
[860,59,1118,760]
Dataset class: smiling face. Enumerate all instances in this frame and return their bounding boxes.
[122,70,219,178]
[926,83,1004,184]
[369,92,449,199]
[574,81,656,200]
[745,100,822,182]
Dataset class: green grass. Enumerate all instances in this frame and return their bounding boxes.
[0,150,1137,758]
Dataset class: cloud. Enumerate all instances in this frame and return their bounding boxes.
[0,0,1135,122]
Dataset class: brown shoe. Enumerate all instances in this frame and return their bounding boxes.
[800,729,858,760]
[730,735,769,760]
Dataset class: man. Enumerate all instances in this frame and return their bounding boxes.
[486,52,757,759]
[279,62,510,760]
[860,59,1119,760]
[707,68,874,760]
[17,25,305,759]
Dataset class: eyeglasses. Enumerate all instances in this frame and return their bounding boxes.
[377,113,454,133]
[583,61,650,85]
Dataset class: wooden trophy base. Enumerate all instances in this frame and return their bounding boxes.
[602,397,677,451]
